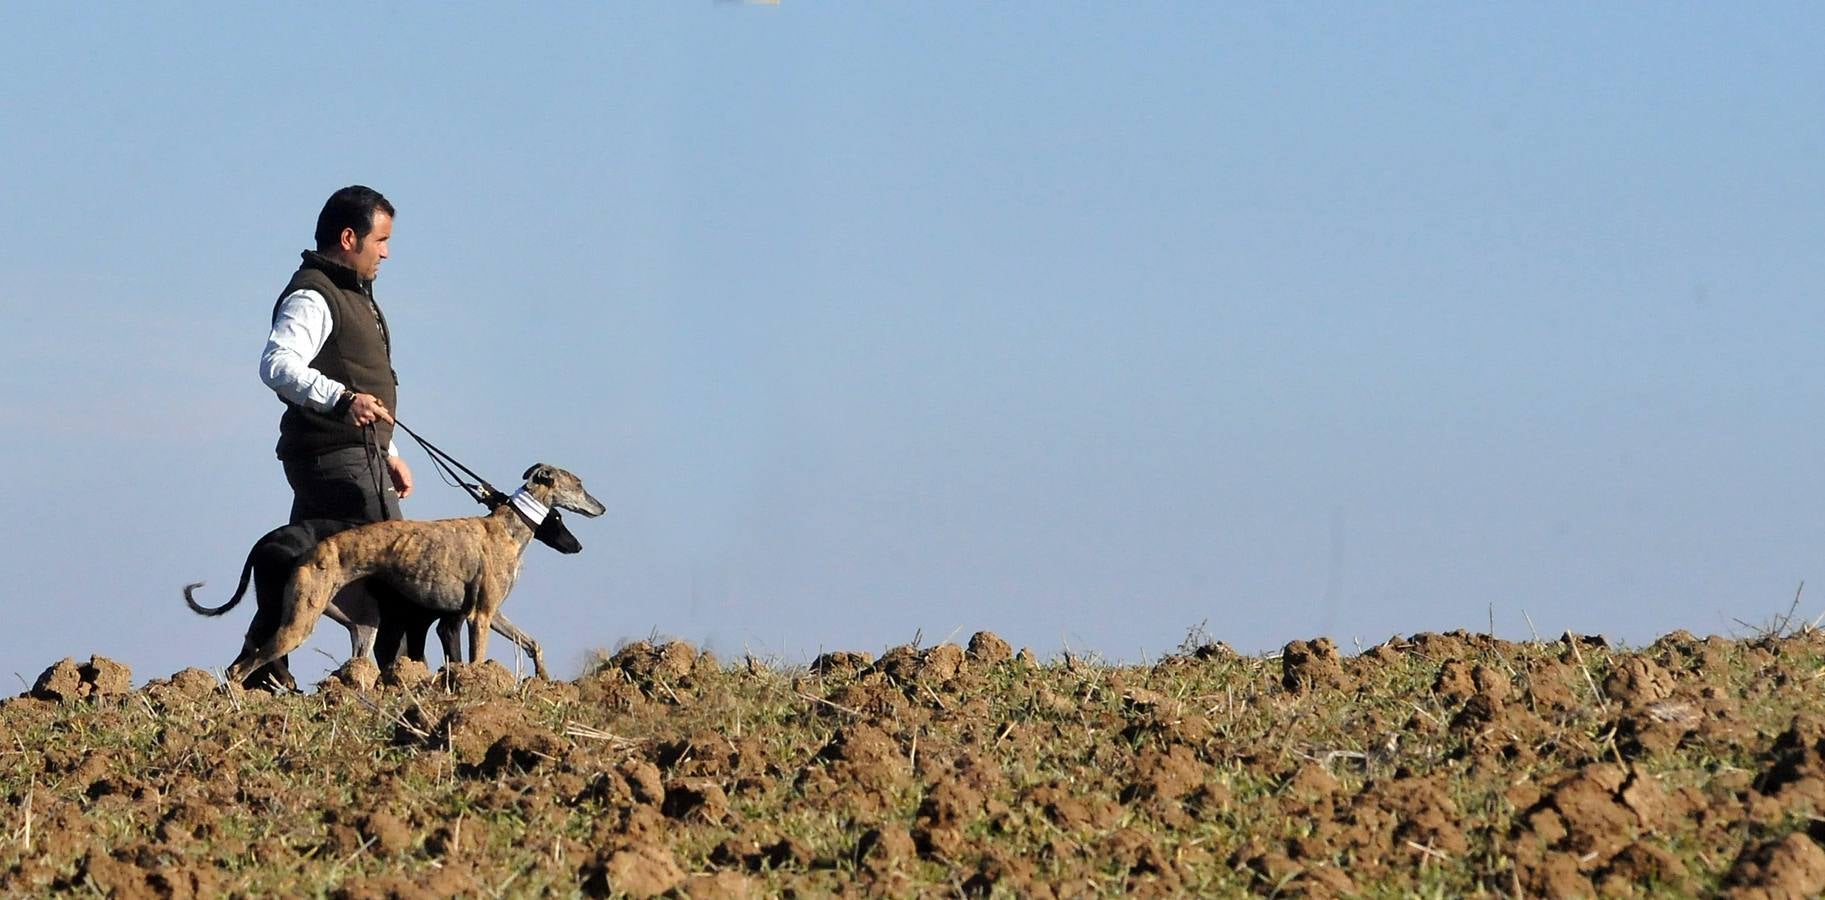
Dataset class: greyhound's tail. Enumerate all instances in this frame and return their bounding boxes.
[184,550,257,616]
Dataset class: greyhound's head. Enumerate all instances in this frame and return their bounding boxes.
[522,463,606,517]
[533,509,583,554]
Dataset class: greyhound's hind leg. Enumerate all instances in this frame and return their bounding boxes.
[325,579,381,661]
[227,639,297,692]
[224,564,341,687]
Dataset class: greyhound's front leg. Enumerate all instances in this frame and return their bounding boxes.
[489,613,549,680]
[462,581,491,666]
[468,612,491,666]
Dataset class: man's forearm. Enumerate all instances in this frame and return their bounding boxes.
[260,348,348,412]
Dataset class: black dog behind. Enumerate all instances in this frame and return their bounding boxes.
[187,510,580,690]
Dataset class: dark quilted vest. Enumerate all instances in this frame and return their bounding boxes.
[271,251,398,460]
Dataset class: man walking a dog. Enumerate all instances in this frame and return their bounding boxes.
[261,185,413,520]
[257,185,415,668]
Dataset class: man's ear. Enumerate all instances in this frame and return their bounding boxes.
[340,226,359,253]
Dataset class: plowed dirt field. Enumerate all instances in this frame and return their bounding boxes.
[6,628,1825,897]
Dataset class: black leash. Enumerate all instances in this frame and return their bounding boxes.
[388,417,510,508]
[361,423,392,515]
[357,419,571,551]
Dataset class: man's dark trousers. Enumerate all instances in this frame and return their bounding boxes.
[285,445,402,524]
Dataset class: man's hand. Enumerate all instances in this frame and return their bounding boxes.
[387,455,414,499]
[345,392,395,427]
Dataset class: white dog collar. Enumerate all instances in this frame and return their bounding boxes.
[507,487,550,526]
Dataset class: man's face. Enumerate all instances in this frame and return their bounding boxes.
[339,211,392,281]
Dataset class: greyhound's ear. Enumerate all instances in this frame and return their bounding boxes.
[522,464,552,484]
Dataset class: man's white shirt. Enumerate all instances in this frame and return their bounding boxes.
[260,288,399,456]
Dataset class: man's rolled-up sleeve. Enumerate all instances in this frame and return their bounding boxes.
[259,289,347,413]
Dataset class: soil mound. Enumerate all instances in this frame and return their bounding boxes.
[425,699,538,764]
[1281,638,1348,692]
[1725,832,1825,899]
[810,650,871,675]
[31,655,132,702]
[600,640,698,685]
[966,631,1013,664]
[438,659,518,694]
[323,657,380,691]
[871,643,966,683]
[143,667,217,702]
[15,628,1825,895]
[381,657,432,688]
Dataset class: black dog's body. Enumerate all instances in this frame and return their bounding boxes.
[187,511,579,690]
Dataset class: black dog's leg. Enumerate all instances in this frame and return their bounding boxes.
[373,593,409,668]
[405,607,433,662]
[372,583,441,667]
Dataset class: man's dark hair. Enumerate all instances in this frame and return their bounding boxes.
[314,185,396,252]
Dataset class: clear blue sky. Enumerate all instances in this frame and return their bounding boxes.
[2,5,1822,684]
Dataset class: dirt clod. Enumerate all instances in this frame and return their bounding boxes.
[157,667,219,699]
[603,640,697,686]
[326,657,380,691]
[439,660,517,694]
[589,843,685,898]
[81,656,133,697]
[480,729,566,776]
[967,631,1013,664]
[358,811,415,856]
[32,655,133,702]
[31,659,86,702]
[1282,638,1348,693]
[811,650,871,675]
[1725,831,1825,899]
[680,870,757,900]
[433,699,534,763]
[382,657,432,688]
[664,777,732,824]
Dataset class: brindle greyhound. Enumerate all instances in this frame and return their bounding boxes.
[221,464,603,687]
[185,505,582,688]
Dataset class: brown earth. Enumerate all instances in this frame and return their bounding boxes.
[7,627,1825,894]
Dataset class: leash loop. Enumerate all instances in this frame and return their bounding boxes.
[361,422,392,518]
[391,417,508,509]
